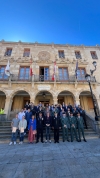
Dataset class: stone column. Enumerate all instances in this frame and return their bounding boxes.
[30,96,35,104]
[53,96,58,105]
[75,97,80,106]
[4,97,13,119]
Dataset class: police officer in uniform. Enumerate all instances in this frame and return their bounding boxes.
[52,112,61,143]
[69,112,79,142]
[77,112,87,142]
[61,112,70,142]
[36,112,44,143]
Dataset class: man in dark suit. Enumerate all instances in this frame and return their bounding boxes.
[52,112,61,143]
[73,107,78,117]
[36,112,44,143]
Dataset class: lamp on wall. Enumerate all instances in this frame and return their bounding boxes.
[85,61,98,121]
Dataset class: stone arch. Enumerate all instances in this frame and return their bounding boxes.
[11,88,31,99]
[57,90,75,105]
[11,89,31,112]
[35,90,53,106]
[79,90,99,115]
[78,89,98,100]
[34,90,54,100]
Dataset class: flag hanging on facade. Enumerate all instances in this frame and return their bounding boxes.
[52,73,55,81]
[54,61,56,73]
[75,60,78,79]
[30,56,33,76]
[5,60,10,76]
[52,61,56,81]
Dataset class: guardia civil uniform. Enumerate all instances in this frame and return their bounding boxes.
[61,114,70,142]
[69,114,78,142]
[77,115,87,142]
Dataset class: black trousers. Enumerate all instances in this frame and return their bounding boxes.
[54,129,59,142]
[37,128,43,142]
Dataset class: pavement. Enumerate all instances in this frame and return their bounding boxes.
[0,138,100,178]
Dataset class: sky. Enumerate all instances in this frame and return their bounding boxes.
[0,0,100,45]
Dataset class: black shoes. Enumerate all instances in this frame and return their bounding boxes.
[84,138,87,142]
[67,139,70,142]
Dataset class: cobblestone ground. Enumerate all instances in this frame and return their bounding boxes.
[0,138,100,178]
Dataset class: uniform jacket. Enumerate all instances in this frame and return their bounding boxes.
[61,116,70,128]
[77,116,84,128]
[52,116,61,129]
[69,116,77,128]
[37,117,44,129]
[28,119,36,130]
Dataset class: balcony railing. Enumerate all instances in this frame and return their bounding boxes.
[0,74,96,83]
[11,75,32,82]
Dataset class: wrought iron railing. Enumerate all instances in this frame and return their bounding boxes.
[0,74,96,83]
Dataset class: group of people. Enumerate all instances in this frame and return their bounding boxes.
[9,102,87,145]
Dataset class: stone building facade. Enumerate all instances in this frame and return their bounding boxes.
[0,40,100,118]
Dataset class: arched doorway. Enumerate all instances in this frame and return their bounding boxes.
[11,91,30,111]
[0,91,6,109]
[58,91,75,105]
[35,91,53,106]
[79,91,99,115]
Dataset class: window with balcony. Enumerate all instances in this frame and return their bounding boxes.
[39,67,49,81]
[75,51,82,59]
[58,68,68,81]
[90,51,98,59]
[19,67,30,80]
[58,50,65,58]
[4,48,12,56]
[0,66,8,80]
[23,49,30,57]
[77,68,85,81]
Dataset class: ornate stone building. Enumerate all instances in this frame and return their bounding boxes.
[0,40,100,118]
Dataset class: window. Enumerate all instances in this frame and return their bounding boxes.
[58,68,68,81]
[23,48,30,57]
[4,48,12,56]
[75,51,82,59]
[90,51,98,59]
[40,67,49,81]
[77,68,85,81]
[0,66,8,80]
[58,50,65,58]
[19,67,30,80]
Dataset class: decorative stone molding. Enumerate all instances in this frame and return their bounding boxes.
[37,51,51,63]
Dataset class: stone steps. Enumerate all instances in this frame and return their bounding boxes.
[0,120,99,143]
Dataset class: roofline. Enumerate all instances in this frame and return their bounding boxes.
[0,40,100,48]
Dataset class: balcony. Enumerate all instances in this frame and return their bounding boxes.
[0,74,96,84]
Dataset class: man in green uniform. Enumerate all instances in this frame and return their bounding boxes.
[77,112,87,142]
[69,112,79,142]
[61,112,70,142]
